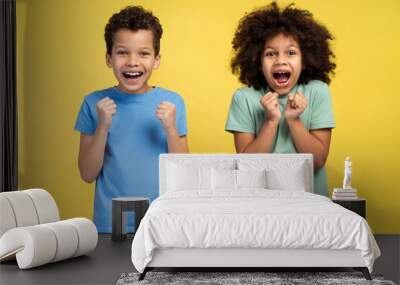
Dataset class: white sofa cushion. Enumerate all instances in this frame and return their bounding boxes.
[0,189,59,237]
[0,196,17,237]
[24,189,60,223]
[64,218,98,257]
[0,218,97,269]
[0,191,39,227]
[0,225,57,268]
[0,189,97,269]
[42,221,79,262]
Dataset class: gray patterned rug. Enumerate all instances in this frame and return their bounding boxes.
[116,271,396,285]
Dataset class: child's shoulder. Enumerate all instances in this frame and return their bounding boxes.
[301,80,329,93]
[299,80,332,106]
[155,86,181,97]
[83,87,114,104]
[154,87,185,103]
[234,86,263,98]
[232,86,264,105]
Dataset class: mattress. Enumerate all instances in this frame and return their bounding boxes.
[131,190,380,273]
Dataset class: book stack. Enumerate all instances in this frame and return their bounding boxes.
[332,188,358,200]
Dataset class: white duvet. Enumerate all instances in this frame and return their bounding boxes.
[131,190,380,273]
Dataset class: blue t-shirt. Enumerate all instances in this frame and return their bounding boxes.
[74,87,187,233]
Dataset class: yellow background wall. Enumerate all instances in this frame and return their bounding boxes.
[16,0,400,234]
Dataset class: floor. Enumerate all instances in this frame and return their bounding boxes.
[374,235,400,284]
[0,234,398,285]
[0,234,134,285]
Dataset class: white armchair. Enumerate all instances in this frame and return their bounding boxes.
[0,189,97,269]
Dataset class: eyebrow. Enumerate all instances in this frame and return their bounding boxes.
[113,45,152,51]
[265,44,299,49]
[114,45,127,49]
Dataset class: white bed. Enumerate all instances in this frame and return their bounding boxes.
[131,154,380,280]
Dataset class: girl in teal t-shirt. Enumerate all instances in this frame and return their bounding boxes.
[225,2,336,196]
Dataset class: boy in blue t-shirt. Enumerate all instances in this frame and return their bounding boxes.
[74,6,188,233]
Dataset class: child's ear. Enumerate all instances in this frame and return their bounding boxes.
[153,54,161,70]
[106,53,112,67]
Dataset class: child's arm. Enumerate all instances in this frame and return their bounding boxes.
[234,121,278,153]
[287,121,331,169]
[166,132,189,153]
[156,101,189,153]
[285,93,331,169]
[78,97,116,183]
[234,92,280,153]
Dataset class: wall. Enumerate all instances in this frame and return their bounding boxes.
[16,0,400,233]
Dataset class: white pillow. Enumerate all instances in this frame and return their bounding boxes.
[211,169,268,190]
[167,162,212,191]
[237,169,268,189]
[211,168,236,190]
[266,162,308,191]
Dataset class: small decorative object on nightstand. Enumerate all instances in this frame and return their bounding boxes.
[332,156,365,217]
[332,156,358,199]
[342,156,352,190]
[112,197,149,242]
[332,197,366,218]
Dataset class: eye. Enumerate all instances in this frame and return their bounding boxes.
[139,51,151,57]
[288,50,297,56]
[265,51,275,57]
[116,50,128,55]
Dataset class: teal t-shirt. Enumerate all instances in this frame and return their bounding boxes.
[225,80,335,196]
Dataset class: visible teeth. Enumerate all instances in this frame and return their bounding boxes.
[125,72,141,76]
[273,71,290,77]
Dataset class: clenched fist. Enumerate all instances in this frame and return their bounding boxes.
[284,92,307,121]
[260,91,281,123]
[96,97,117,130]
[156,101,177,134]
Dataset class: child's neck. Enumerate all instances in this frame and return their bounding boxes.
[116,84,153,95]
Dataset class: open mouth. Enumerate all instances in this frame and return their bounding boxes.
[122,71,144,79]
[272,71,291,86]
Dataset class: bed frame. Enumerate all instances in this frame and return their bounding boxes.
[141,248,371,279]
[138,154,371,280]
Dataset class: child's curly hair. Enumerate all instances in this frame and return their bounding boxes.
[231,2,336,90]
[105,6,163,56]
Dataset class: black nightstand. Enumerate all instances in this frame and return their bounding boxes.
[111,197,149,242]
[332,198,366,218]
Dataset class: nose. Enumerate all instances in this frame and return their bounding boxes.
[126,54,139,67]
[275,53,288,66]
